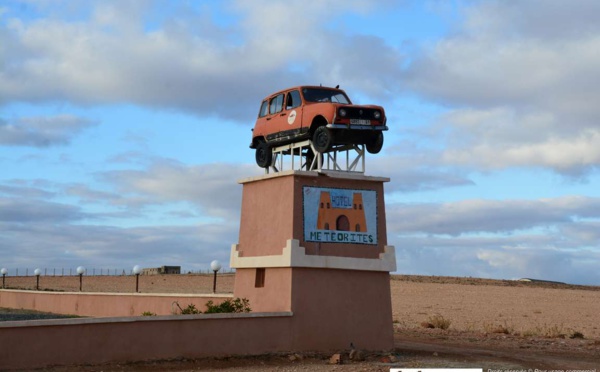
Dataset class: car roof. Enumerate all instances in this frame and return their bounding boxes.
[261,86,344,100]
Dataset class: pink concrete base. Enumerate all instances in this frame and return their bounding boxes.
[0,289,229,317]
[232,172,395,352]
[234,267,394,351]
[289,268,393,351]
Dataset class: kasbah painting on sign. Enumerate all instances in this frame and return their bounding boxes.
[317,191,367,232]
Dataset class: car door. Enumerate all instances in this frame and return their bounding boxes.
[282,89,304,138]
[265,93,286,142]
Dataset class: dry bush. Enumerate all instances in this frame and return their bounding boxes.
[483,321,514,335]
[421,314,451,330]
[569,330,585,339]
[521,324,584,339]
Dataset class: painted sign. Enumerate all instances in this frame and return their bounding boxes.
[287,109,297,125]
[303,186,378,245]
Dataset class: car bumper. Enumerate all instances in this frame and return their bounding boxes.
[327,124,388,131]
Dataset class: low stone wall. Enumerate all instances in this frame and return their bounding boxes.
[0,289,231,317]
[0,312,294,370]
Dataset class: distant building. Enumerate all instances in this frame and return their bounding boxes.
[518,278,566,285]
[141,266,181,275]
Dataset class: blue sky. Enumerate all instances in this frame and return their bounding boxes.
[1,0,600,284]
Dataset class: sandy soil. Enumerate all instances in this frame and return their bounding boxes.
[390,276,600,339]
[3,274,600,370]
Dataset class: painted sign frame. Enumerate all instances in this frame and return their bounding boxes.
[302,186,378,245]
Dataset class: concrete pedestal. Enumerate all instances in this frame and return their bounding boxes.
[231,170,396,351]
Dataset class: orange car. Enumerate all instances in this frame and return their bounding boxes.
[251,85,388,168]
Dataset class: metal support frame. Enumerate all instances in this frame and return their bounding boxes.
[265,140,366,174]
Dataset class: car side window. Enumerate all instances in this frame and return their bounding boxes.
[286,90,302,110]
[269,94,284,115]
[258,100,269,118]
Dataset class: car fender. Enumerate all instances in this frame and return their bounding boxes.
[309,114,330,135]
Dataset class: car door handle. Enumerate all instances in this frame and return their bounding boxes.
[280,113,286,116]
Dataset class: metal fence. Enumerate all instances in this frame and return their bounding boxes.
[0,268,236,277]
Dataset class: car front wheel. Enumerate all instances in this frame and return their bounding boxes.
[255,141,272,168]
[312,126,333,153]
[366,132,384,154]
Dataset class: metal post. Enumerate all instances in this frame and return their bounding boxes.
[79,273,83,291]
[36,275,40,290]
[2,274,5,289]
[135,273,140,293]
[213,270,217,293]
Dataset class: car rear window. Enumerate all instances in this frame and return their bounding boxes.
[258,100,269,117]
[269,94,284,114]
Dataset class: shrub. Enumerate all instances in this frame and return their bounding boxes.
[569,330,584,339]
[483,321,514,335]
[205,298,251,314]
[141,311,156,316]
[422,314,451,330]
[180,304,201,314]
[521,324,583,339]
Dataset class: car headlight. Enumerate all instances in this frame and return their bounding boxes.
[339,108,347,117]
[373,111,381,119]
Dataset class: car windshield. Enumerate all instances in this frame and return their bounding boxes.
[302,88,350,104]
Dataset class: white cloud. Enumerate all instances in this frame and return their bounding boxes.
[369,154,474,192]
[0,221,236,272]
[403,0,600,174]
[0,197,85,222]
[0,1,400,120]
[394,235,600,285]
[0,115,96,147]
[388,194,600,284]
[0,160,243,271]
[441,108,600,172]
[387,196,600,236]
[101,160,258,220]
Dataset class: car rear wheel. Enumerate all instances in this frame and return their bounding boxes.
[312,126,333,153]
[305,148,323,170]
[366,132,384,154]
[255,141,272,168]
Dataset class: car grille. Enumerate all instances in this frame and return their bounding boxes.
[343,107,379,120]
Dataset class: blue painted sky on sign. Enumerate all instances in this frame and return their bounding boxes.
[1,1,600,284]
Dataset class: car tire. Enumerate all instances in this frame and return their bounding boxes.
[366,132,384,154]
[255,141,272,168]
[312,126,333,153]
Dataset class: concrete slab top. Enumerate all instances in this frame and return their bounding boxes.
[0,311,294,329]
[0,289,233,297]
[238,170,390,184]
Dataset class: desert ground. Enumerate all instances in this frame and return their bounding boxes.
[2,274,600,370]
